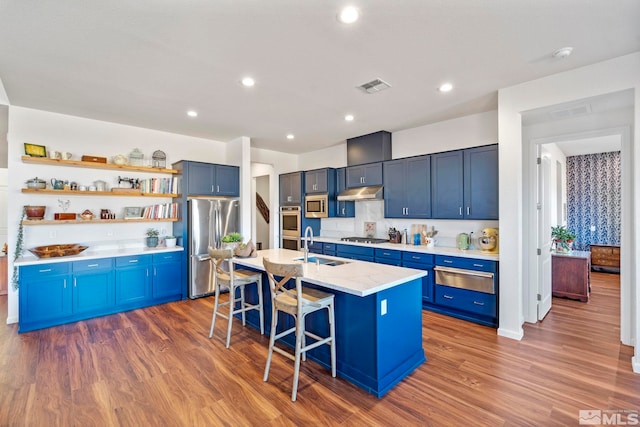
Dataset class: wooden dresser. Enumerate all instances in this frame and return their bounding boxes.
[590,244,620,273]
[552,251,591,302]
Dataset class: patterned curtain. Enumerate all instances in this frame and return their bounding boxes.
[566,151,621,251]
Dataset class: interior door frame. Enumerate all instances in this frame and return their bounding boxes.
[536,148,553,320]
[525,126,631,345]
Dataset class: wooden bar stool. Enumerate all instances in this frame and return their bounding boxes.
[262,258,336,402]
[208,248,264,348]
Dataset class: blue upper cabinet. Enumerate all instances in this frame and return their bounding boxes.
[335,167,354,217]
[279,172,302,205]
[464,145,499,219]
[214,164,241,196]
[431,150,464,218]
[179,160,240,197]
[346,162,383,188]
[383,155,431,218]
[431,145,498,219]
[304,168,334,194]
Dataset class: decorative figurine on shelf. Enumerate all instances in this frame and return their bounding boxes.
[129,148,144,166]
[58,199,70,212]
[152,150,166,169]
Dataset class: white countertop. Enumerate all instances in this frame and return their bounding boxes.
[233,248,428,298]
[15,245,184,266]
[309,236,500,261]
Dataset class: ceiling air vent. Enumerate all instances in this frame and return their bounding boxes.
[549,103,592,120]
[358,78,391,94]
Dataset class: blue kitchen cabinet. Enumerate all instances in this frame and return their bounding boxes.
[464,145,499,220]
[402,252,435,304]
[374,248,402,266]
[152,252,183,300]
[335,167,355,217]
[304,168,335,194]
[431,145,498,220]
[72,258,115,315]
[431,150,464,218]
[19,263,72,331]
[306,241,324,254]
[336,244,374,262]
[383,155,431,218]
[279,172,303,205]
[176,160,240,197]
[115,255,152,307]
[346,162,383,188]
[322,243,336,256]
[430,254,498,327]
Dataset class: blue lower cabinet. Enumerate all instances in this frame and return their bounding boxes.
[72,258,115,315]
[306,241,323,254]
[402,260,434,303]
[336,244,374,262]
[19,263,72,331]
[322,243,336,256]
[19,251,184,333]
[435,285,496,318]
[115,255,152,307]
[152,252,182,300]
[375,248,402,266]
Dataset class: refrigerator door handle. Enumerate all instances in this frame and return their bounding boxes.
[196,254,211,262]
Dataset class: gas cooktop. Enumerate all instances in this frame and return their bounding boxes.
[340,236,389,244]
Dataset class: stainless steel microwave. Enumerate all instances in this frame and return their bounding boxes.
[305,194,328,218]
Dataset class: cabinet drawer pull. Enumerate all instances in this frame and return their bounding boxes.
[383,252,390,256]
[443,260,453,264]
[63,279,67,288]
[443,294,453,299]
[87,263,99,267]
[129,259,139,263]
[467,207,470,215]
[459,207,462,216]
[472,263,484,267]
[74,278,77,287]
[39,268,52,273]
[412,256,420,259]
[473,301,485,306]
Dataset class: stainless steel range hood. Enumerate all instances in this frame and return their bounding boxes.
[337,185,383,201]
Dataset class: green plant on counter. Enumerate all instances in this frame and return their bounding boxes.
[551,225,576,242]
[146,228,160,237]
[12,207,26,290]
[222,232,242,243]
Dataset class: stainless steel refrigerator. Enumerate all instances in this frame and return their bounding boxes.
[188,197,240,298]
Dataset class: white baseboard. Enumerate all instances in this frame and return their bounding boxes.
[498,327,524,341]
[633,356,640,374]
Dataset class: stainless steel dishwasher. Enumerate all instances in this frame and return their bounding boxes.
[434,265,495,294]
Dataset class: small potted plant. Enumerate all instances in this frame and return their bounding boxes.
[221,232,243,250]
[551,225,576,253]
[165,235,177,248]
[146,228,160,248]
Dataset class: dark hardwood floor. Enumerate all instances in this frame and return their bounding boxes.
[1,272,638,426]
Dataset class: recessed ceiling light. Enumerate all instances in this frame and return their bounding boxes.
[187,110,198,117]
[338,6,359,24]
[286,134,295,140]
[345,114,354,121]
[438,83,453,93]
[552,46,573,59]
[241,77,255,87]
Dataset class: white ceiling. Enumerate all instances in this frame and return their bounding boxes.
[0,1,638,154]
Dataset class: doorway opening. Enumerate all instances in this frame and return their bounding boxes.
[521,89,632,346]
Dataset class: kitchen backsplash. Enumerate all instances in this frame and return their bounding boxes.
[320,200,499,248]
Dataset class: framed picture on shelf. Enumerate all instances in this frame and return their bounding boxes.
[24,143,47,157]
[124,206,142,219]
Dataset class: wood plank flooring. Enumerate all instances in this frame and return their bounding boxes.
[1,272,638,426]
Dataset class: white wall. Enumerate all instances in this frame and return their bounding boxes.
[6,106,231,324]
[498,52,639,371]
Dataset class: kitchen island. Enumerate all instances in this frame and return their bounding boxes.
[233,248,428,398]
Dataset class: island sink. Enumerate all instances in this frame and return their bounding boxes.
[293,255,351,266]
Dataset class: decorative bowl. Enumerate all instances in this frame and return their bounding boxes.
[80,213,93,220]
[28,244,89,258]
[25,205,46,220]
[25,178,46,189]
